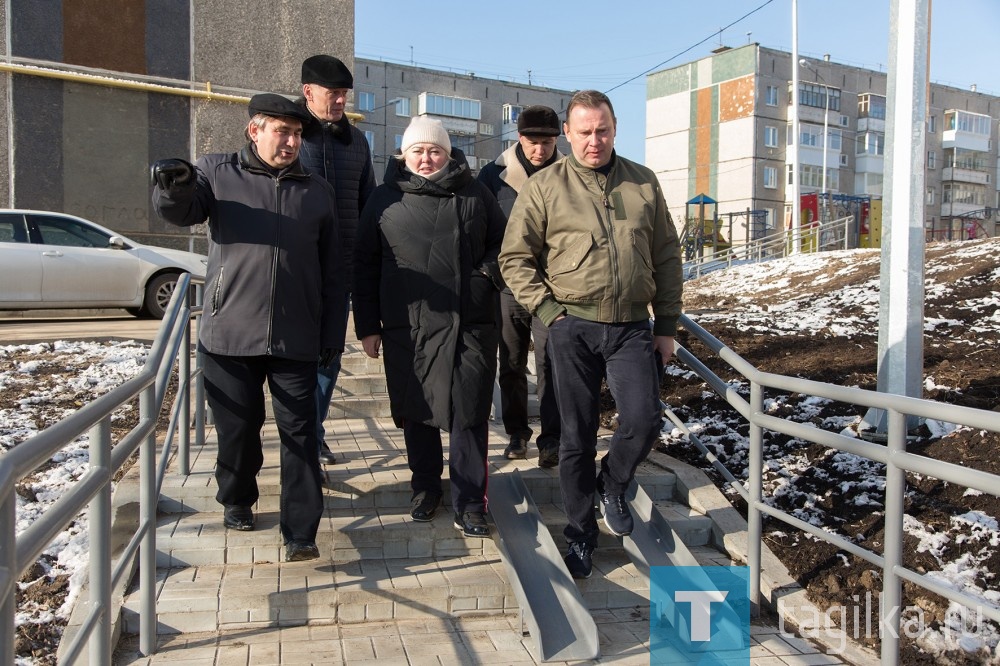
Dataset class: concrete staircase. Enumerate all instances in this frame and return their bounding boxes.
[117,338,730,663]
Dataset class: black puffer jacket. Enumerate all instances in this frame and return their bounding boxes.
[153,145,347,361]
[353,150,505,431]
[298,111,376,291]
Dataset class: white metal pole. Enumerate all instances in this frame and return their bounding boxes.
[790,0,801,253]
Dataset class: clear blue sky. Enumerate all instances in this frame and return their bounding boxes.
[356,0,1000,161]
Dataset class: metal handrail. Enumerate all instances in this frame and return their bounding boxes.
[683,215,854,280]
[0,274,205,664]
[674,312,1000,662]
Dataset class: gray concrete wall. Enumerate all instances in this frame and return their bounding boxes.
[1,0,355,247]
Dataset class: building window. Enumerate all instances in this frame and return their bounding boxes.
[765,85,778,107]
[839,115,849,128]
[357,91,375,112]
[422,93,481,120]
[926,187,935,205]
[927,151,936,169]
[764,166,777,189]
[502,139,518,151]
[944,110,991,135]
[800,125,820,147]
[503,104,522,124]
[394,134,403,151]
[479,123,494,136]
[858,93,887,120]
[764,126,779,148]
[363,130,374,149]
[449,134,476,157]
[798,83,840,112]
[828,129,842,151]
[856,132,885,156]
[395,98,411,117]
[840,154,849,166]
[928,115,936,133]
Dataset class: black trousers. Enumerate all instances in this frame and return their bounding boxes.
[546,317,662,546]
[202,351,324,544]
[403,416,488,515]
[497,289,561,449]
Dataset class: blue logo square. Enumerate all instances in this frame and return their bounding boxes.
[650,566,751,665]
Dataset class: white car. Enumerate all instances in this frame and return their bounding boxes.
[0,209,207,319]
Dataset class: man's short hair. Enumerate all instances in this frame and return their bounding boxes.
[566,90,616,123]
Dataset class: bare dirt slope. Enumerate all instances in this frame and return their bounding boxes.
[632,238,999,664]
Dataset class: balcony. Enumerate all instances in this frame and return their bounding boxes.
[942,167,991,185]
[941,201,987,217]
[855,154,884,174]
[857,117,886,133]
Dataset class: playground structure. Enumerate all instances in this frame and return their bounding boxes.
[680,192,884,263]
[928,207,999,242]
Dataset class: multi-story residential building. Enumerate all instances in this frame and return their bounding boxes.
[646,43,999,247]
[353,58,572,182]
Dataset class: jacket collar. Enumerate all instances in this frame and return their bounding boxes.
[497,143,564,193]
[238,144,310,179]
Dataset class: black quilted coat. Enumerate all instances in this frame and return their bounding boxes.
[353,150,505,431]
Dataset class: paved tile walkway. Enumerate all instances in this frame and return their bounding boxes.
[109,410,855,665]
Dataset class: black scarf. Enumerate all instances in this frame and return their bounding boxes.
[515,143,558,177]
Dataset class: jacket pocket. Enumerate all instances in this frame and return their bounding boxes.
[546,233,594,278]
[463,271,498,326]
[210,266,225,315]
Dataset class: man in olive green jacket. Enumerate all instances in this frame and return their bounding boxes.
[498,90,682,580]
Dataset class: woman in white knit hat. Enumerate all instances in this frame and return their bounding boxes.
[352,115,505,537]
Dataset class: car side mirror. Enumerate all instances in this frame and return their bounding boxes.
[108,236,128,249]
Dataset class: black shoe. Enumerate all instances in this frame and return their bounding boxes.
[319,442,337,465]
[565,541,594,579]
[600,491,634,537]
[454,511,491,538]
[503,435,528,460]
[223,505,255,531]
[285,540,320,562]
[410,491,442,522]
[537,446,559,468]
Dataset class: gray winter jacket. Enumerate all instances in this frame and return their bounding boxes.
[153,145,348,361]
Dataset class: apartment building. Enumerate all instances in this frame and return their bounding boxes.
[353,58,572,182]
[646,43,999,246]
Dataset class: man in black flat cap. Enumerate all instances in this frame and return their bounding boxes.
[151,93,347,562]
[298,55,377,467]
[478,105,564,468]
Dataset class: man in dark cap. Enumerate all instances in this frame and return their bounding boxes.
[478,105,564,468]
[151,93,347,562]
[298,54,377,467]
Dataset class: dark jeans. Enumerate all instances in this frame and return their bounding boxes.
[315,297,352,444]
[203,351,324,544]
[546,317,662,546]
[497,289,560,449]
[403,417,488,515]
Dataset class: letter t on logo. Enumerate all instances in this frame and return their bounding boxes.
[675,590,729,642]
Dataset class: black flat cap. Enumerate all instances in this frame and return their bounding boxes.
[517,105,561,137]
[301,55,354,89]
[247,93,312,124]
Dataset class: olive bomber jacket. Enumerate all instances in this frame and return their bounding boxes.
[498,152,683,336]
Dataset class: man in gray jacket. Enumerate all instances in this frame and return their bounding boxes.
[151,93,347,562]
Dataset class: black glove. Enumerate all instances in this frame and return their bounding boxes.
[150,158,195,193]
[319,348,342,368]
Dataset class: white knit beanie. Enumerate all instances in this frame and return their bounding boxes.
[400,116,451,154]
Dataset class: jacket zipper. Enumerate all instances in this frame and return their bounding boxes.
[595,169,621,321]
[211,266,225,315]
[266,177,281,354]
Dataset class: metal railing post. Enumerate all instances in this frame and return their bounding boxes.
[178,312,191,476]
[0,488,14,664]
[88,417,112,665]
[139,384,158,655]
[747,381,764,618]
[881,408,907,663]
